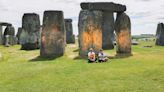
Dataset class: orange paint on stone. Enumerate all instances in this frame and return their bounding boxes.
[41,25,64,54]
[81,24,102,52]
[116,28,131,53]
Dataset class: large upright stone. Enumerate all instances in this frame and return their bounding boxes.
[115,13,131,54]
[0,25,3,45]
[102,11,115,49]
[21,13,40,50]
[16,27,22,44]
[4,26,15,46]
[64,19,75,44]
[81,2,126,12]
[41,11,65,58]
[156,23,164,46]
[78,10,103,57]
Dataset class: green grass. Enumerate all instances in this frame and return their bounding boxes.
[0,41,164,92]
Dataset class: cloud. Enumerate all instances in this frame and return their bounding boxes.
[0,0,164,35]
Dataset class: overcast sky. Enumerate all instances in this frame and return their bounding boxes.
[0,0,164,35]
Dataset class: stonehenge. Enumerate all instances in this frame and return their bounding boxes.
[16,27,22,44]
[78,10,103,57]
[80,2,126,50]
[20,13,40,50]
[64,19,75,44]
[4,25,16,46]
[81,2,126,12]
[156,23,164,46]
[115,13,131,54]
[0,22,13,46]
[40,11,65,58]
[0,25,2,45]
[79,2,131,57]
[0,2,132,58]
[102,11,115,49]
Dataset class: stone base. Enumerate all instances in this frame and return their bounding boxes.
[21,43,39,50]
[102,45,114,50]
[67,35,75,44]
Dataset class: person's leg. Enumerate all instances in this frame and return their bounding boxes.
[88,59,91,63]
[94,58,97,63]
[102,58,108,62]
[88,59,94,63]
[98,60,102,63]
[104,58,108,62]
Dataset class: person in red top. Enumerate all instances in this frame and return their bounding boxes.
[88,48,97,63]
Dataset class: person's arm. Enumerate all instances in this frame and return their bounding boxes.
[93,53,96,60]
[88,52,90,59]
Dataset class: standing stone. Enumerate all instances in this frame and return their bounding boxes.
[3,26,15,46]
[0,25,3,45]
[64,19,75,44]
[102,11,115,49]
[41,11,65,58]
[21,13,40,50]
[16,27,22,44]
[156,23,164,46]
[78,10,103,57]
[115,13,131,54]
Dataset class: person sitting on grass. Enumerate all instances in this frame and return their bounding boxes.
[88,48,97,63]
[98,49,108,63]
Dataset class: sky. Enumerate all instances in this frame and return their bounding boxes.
[0,0,164,35]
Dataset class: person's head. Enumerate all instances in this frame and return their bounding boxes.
[89,48,93,52]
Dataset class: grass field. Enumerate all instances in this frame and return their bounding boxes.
[0,41,164,92]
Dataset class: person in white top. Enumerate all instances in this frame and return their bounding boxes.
[98,49,108,62]
[88,48,96,63]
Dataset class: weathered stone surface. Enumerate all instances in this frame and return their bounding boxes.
[20,28,38,49]
[4,35,10,47]
[40,11,65,58]
[78,10,103,57]
[0,25,3,45]
[156,23,164,46]
[4,26,15,46]
[102,11,114,49]
[115,13,131,54]
[0,22,12,26]
[13,36,18,45]
[71,35,75,43]
[64,19,75,44]
[16,27,22,44]
[21,13,40,50]
[81,2,126,12]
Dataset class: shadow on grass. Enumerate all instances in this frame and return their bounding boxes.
[19,48,39,51]
[73,56,86,60]
[109,53,133,59]
[73,49,79,52]
[29,56,62,62]
[73,53,133,60]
